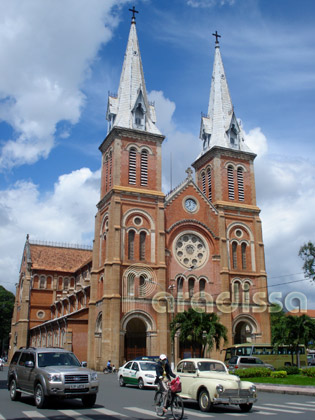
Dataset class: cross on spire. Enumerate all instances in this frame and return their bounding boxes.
[212,30,221,44]
[129,6,139,22]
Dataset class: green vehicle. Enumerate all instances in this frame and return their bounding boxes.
[224,344,307,368]
[118,359,157,389]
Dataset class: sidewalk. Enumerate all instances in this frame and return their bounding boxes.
[255,383,315,396]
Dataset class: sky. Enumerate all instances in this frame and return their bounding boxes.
[0,0,315,311]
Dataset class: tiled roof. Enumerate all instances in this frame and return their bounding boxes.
[29,244,92,273]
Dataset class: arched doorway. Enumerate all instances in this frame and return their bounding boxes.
[125,317,146,361]
[234,321,253,344]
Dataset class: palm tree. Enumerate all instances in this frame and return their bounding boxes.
[170,308,228,357]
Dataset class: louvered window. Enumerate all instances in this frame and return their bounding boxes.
[127,273,135,296]
[232,242,237,269]
[188,278,195,298]
[243,282,250,304]
[241,243,247,269]
[139,231,146,260]
[202,172,206,194]
[233,281,240,303]
[128,230,135,260]
[105,155,108,191]
[227,166,235,200]
[109,151,112,188]
[140,150,148,186]
[207,167,212,200]
[129,148,137,185]
[237,167,244,201]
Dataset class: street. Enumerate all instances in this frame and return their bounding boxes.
[1,366,315,419]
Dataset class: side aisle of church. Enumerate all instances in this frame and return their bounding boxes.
[8,12,271,368]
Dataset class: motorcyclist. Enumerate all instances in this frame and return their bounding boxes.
[107,359,112,373]
[155,354,176,414]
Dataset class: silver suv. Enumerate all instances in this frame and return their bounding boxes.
[7,347,98,408]
[227,356,275,372]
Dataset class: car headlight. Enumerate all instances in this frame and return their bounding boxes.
[216,384,224,393]
[47,373,62,382]
[91,372,98,381]
[145,374,155,378]
[249,385,256,394]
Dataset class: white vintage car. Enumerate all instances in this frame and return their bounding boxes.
[174,358,257,412]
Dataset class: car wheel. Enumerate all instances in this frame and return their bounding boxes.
[9,378,21,401]
[138,378,145,390]
[119,375,125,387]
[198,389,212,412]
[239,403,253,412]
[81,394,97,408]
[34,383,47,409]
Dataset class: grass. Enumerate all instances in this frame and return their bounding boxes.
[241,375,315,386]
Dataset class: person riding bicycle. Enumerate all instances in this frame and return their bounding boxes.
[155,354,176,414]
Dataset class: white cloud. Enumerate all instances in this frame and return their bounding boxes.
[187,0,235,7]
[244,127,268,157]
[0,0,128,170]
[0,167,100,292]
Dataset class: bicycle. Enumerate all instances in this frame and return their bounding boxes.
[154,385,184,420]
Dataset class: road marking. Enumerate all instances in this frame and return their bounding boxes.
[23,411,45,418]
[184,409,214,417]
[254,412,276,416]
[254,404,303,414]
[58,409,88,419]
[94,407,128,417]
[226,414,247,416]
[286,402,315,410]
[125,407,159,417]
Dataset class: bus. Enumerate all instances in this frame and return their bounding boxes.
[223,344,307,368]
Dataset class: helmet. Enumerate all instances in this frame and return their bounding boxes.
[159,354,167,361]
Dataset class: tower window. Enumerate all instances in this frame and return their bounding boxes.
[199,278,206,297]
[177,277,183,296]
[232,242,237,269]
[241,243,247,269]
[233,281,240,303]
[139,231,146,260]
[109,151,112,188]
[127,273,135,296]
[140,150,148,186]
[134,103,145,129]
[188,277,195,298]
[202,171,206,194]
[207,167,212,201]
[237,167,244,201]
[128,230,135,260]
[139,275,146,297]
[129,148,137,185]
[227,165,235,200]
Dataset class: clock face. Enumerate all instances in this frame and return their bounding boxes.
[185,198,197,212]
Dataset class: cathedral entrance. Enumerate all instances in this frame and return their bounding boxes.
[125,317,146,361]
[234,321,253,344]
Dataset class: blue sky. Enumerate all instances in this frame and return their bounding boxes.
[0,0,315,311]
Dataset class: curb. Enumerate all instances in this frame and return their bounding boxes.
[255,383,315,396]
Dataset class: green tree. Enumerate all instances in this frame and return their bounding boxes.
[0,285,15,356]
[299,241,315,281]
[170,308,228,357]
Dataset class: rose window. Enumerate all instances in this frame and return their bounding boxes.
[174,233,208,268]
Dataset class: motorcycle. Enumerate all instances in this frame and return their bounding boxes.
[103,365,116,374]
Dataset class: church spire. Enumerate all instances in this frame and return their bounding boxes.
[106,9,160,135]
[199,33,251,153]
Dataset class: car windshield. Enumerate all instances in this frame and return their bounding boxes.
[197,361,226,372]
[139,362,157,371]
[38,352,81,367]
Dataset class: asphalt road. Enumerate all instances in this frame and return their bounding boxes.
[1,366,315,419]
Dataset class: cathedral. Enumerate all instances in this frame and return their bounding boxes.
[9,12,271,370]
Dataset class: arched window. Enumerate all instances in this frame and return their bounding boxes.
[129,148,137,185]
[140,150,148,186]
[201,171,206,194]
[207,167,212,200]
[39,275,46,289]
[232,242,237,269]
[199,279,206,297]
[127,273,135,296]
[128,230,135,260]
[237,167,244,201]
[105,154,108,191]
[241,243,247,269]
[139,231,146,261]
[135,103,145,129]
[243,282,250,304]
[177,277,183,296]
[188,278,195,299]
[233,281,240,303]
[139,275,146,297]
[227,165,235,200]
[109,151,112,188]
[64,277,69,290]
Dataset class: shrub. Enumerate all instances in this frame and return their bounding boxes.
[276,365,300,375]
[271,370,287,378]
[232,368,271,378]
[302,367,315,377]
